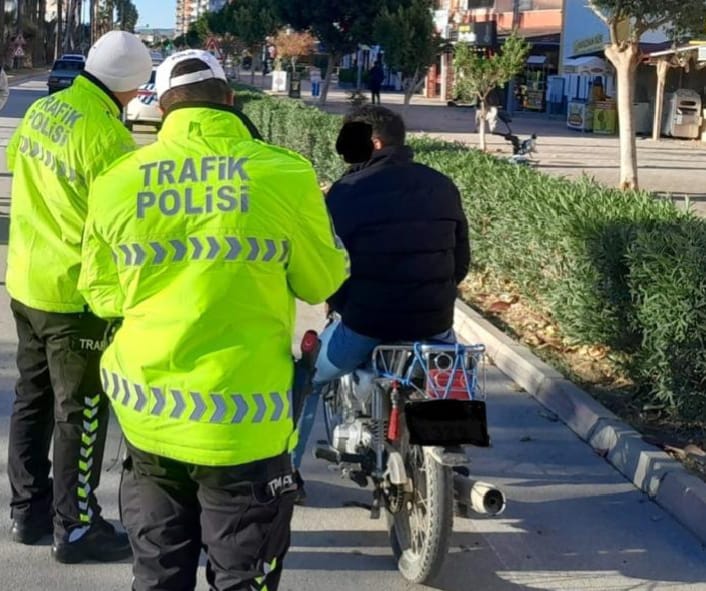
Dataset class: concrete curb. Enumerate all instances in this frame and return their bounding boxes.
[7,68,49,87]
[454,299,706,545]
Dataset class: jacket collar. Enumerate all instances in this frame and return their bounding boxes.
[160,102,263,142]
[75,72,123,116]
[344,145,414,177]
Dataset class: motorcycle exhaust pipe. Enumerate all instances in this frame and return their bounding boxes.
[453,474,506,516]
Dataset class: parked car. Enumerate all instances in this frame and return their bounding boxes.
[150,50,163,65]
[47,58,85,94]
[124,68,160,130]
[60,53,85,62]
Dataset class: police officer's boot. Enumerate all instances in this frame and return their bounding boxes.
[11,517,53,545]
[51,517,132,564]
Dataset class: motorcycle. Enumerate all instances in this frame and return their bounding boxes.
[305,321,506,584]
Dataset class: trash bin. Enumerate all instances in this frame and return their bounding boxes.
[662,89,702,139]
[288,72,301,99]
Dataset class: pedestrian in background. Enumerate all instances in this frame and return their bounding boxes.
[369,59,385,105]
[79,49,349,591]
[5,30,151,563]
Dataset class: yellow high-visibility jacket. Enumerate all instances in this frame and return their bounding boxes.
[6,74,136,312]
[79,105,349,466]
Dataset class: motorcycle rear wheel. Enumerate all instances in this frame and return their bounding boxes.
[387,444,453,584]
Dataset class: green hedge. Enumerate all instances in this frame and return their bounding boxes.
[233,86,705,421]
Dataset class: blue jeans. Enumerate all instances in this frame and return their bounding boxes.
[292,320,455,470]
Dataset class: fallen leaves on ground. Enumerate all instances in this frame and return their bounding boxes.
[459,273,706,484]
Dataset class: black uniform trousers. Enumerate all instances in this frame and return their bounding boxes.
[121,444,296,591]
[8,299,110,540]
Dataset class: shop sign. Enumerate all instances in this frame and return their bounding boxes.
[434,9,449,36]
[573,34,605,56]
[458,25,476,43]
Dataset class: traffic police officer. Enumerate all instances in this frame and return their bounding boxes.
[78,50,349,590]
[6,31,152,562]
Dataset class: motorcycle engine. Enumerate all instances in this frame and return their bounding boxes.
[332,420,372,456]
[330,370,377,456]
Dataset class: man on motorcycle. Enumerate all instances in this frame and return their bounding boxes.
[293,105,470,496]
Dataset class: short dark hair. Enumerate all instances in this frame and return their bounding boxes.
[344,105,406,147]
[159,58,232,112]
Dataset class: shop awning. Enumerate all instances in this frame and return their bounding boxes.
[527,55,547,65]
[563,56,608,75]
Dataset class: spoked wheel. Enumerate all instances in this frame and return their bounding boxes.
[387,444,454,584]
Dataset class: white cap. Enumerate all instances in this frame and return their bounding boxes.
[85,31,152,92]
[155,49,227,100]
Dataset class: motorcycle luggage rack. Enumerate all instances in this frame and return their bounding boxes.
[371,343,486,401]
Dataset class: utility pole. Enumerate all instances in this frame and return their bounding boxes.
[506,0,521,115]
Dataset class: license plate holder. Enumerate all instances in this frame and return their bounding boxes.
[404,399,490,447]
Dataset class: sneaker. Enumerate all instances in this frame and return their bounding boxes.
[52,518,132,564]
[11,517,53,545]
[293,470,307,506]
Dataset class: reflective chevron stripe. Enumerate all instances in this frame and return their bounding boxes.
[103,371,292,425]
[253,557,279,590]
[115,236,291,267]
[78,394,102,524]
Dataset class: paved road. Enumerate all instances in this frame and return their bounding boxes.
[0,78,704,591]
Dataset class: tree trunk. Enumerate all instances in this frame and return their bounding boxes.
[403,68,419,106]
[652,58,668,141]
[318,51,338,106]
[605,42,640,191]
[0,0,6,67]
[54,0,62,60]
[63,0,73,53]
[15,0,23,68]
[250,45,256,85]
[478,98,487,152]
[36,0,45,66]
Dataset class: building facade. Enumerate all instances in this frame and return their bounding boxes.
[430,0,563,103]
[176,0,226,36]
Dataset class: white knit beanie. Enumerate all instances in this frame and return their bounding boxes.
[85,31,152,92]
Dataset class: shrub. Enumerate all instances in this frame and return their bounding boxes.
[627,218,706,418]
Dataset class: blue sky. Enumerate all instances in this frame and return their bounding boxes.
[135,0,177,29]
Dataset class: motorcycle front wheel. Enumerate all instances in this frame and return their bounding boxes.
[387,444,454,584]
[322,378,344,444]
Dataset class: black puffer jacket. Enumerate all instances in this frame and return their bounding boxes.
[326,146,470,341]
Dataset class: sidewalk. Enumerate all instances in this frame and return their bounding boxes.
[248,70,706,216]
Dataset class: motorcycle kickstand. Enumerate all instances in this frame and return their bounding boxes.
[370,485,382,520]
